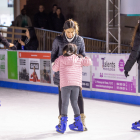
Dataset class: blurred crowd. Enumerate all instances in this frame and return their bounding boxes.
[0,4,66,50]
[13,4,65,32]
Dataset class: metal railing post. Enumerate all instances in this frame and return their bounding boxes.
[43,32,46,51]
[118,0,121,53]
[106,0,109,53]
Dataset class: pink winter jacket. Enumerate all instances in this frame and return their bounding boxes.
[52,54,92,89]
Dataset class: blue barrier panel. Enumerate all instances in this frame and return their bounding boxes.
[1,81,140,106]
[0,81,58,94]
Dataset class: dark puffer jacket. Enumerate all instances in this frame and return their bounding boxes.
[34,12,48,29]
[51,34,86,85]
[53,14,65,32]
[124,31,140,72]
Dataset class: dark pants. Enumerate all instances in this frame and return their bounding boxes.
[59,86,84,115]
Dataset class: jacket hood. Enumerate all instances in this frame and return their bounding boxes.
[61,55,79,66]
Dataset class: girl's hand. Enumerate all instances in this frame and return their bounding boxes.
[52,62,55,66]
[18,39,25,46]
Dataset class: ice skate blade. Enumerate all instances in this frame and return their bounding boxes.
[69,127,84,132]
[83,127,88,131]
[131,127,140,130]
[69,129,84,132]
[56,130,65,134]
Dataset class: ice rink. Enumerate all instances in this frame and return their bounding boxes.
[0,87,140,140]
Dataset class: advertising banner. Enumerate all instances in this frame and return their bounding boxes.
[121,0,140,16]
[82,53,91,89]
[92,54,136,93]
[40,60,51,84]
[29,59,40,82]
[0,51,8,79]
[8,51,18,80]
[19,58,29,81]
[18,52,51,83]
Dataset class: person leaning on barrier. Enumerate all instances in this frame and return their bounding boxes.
[17,27,38,50]
[0,34,14,48]
[51,19,87,131]
[124,20,140,130]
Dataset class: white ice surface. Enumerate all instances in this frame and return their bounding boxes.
[0,87,140,140]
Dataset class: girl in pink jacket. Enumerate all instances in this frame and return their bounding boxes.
[52,43,91,134]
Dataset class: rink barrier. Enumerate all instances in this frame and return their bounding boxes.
[0,50,139,106]
[1,80,140,106]
[0,81,58,94]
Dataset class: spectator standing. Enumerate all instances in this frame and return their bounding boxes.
[48,4,57,30]
[53,7,65,32]
[34,5,48,29]
[14,9,32,27]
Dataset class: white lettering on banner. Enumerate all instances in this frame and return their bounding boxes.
[30,63,39,69]
[43,56,50,57]
[95,85,113,89]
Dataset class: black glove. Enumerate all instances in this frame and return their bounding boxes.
[124,71,129,77]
